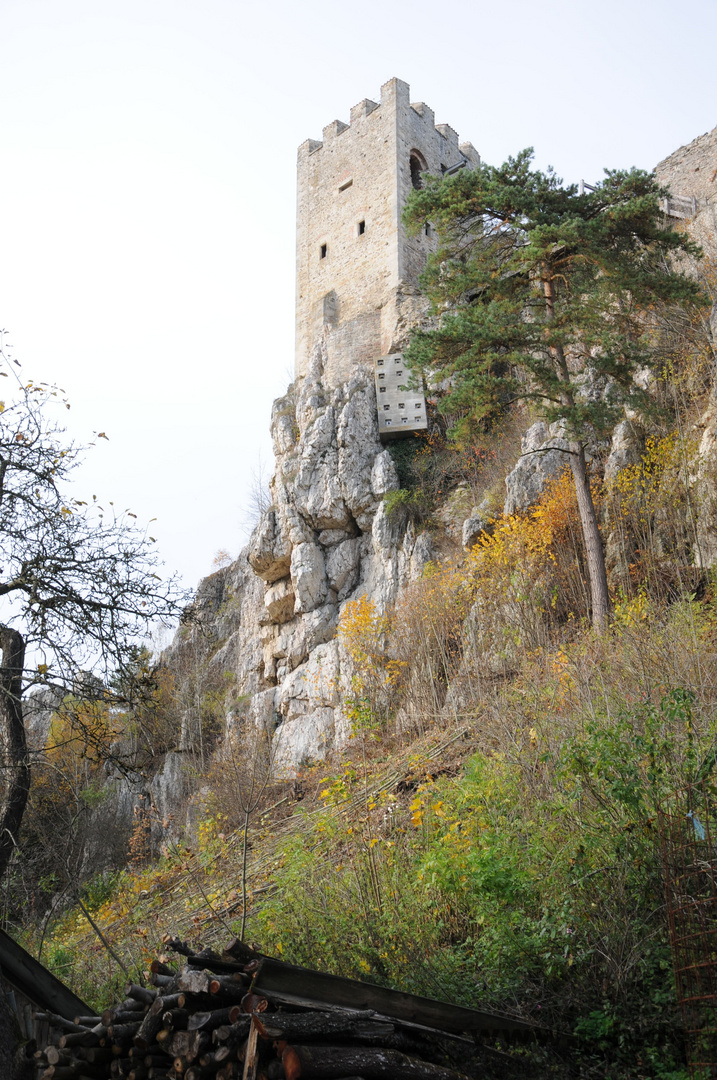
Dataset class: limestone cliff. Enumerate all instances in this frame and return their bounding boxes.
[167,334,435,777]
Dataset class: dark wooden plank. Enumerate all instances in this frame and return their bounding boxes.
[252,957,541,1038]
[0,927,92,1020]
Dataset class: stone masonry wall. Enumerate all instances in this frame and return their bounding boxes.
[656,125,717,263]
[295,78,480,387]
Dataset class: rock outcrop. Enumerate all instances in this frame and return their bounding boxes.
[165,124,717,784]
[171,335,433,776]
[503,421,574,516]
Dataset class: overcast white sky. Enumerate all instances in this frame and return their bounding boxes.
[1,0,715,593]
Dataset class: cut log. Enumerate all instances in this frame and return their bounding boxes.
[37,1011,88,1034]
[103,1009,146,1026]
[59,1029,103,1048]
[292,1044,472,1079]
[178,969,212,995]
[142,1054,172,1068]
[163,1007,190,1030]
[212,1017,252,1047]
[134,995,169,1050]
[164,1028,202,1059]
[188,1006,240,1032]
[187,954,249,976]
[149,972,176,989]
[150,959,177,977]
[125,984,157,1006]
[108,1020,143,1044]
[240,994,267,1015]
[45,1046,70,1065]
[261,1012,396,1042]
[78,1047,115,1063]
[222,938,262,965]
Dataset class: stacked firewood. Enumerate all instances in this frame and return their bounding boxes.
[31,937,484,1079]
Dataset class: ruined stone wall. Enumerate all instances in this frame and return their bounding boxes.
[295,78,480,387]
[656,125,717,263]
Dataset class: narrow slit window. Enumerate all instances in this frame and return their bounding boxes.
[357,220,366,236]
[320,244,327,260]
[425,224,432,238]
[338,178,353,192]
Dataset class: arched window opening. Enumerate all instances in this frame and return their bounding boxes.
[410,150,428,191]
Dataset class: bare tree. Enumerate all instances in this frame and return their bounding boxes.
[0,336,186,881]
[240,452,272,540]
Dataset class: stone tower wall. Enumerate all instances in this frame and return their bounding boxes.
[295,78,480,388]
[656,125,717,265]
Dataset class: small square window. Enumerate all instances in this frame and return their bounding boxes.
[378,373,385,380]
[358,220,365,235]
[320,244,327,259]
[398,403,405,409]
[383,404,390,411]
[414,403,421,410]
[394,357,401,364]
[385,419,392,426]
[379,387,386,393]
[396,370,403,377]
[401,417,408,424]
[377,358,384,366]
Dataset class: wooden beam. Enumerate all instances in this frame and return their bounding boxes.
[252,957,546,1039]
[0,927,92,1020]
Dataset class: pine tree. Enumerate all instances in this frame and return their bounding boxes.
[403,150,706,629]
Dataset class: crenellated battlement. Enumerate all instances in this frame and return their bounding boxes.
[295,79,480,394]
[297,78,478,166]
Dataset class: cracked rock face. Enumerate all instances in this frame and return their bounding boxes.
[170,335,435,775]
[248,508,292,583]
[264,578,295,623]
[291,541,328,613]
[503,422,574,516]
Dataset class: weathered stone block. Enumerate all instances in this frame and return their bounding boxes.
[291,541,328,613]
[264,578,295,624]
[248,508,292,583]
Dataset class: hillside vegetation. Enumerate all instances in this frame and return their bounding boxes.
[8,210,717,1077]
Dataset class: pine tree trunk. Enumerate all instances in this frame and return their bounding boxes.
[0,626,29,881]
[569,446,610,630]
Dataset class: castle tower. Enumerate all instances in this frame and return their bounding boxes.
[295,78,480,421]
